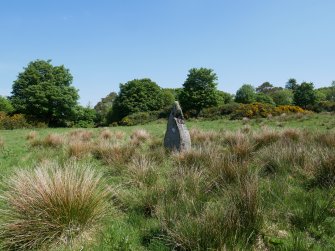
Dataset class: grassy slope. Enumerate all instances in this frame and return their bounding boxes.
[0,113,335,250]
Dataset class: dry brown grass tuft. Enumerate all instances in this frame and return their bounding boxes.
[253,128,280,148]
[224,131,255,160]
[93,141,135,166]
[0,161,110,250]
[68,140,93,159]
[100,129,113,140]
[189,128,218,145]
[43,133,64,147]
[69,130,93,141]
[281,128,301,141]
[127,155,157,188]
[316,132,335,148]
[26,131,37,141]
[130,129,151,145]
[114,131,125,140]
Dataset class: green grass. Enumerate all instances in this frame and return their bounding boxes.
[0,112,335,250]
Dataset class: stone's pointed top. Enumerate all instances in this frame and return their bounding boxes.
[172,101,184,120]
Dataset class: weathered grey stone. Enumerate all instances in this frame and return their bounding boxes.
[164,101,191,151]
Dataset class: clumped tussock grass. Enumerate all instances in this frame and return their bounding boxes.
[157,162,261,250]
[0,161,110,250]
[127,155,157,188]
[26,131,37,141]
[100,129,113,140]
[68,140,93,159]
[281,128,301,142]
[224,131,255,160]
[189,128,218,145]
[93,141,135,166]
[253,128,281,148]
[130,129,151,145]
[313,152,335,187]
[68,130,93,142]
[44,133,64,147]
[316,132,335,148]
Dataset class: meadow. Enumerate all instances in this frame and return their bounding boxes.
[0,112,335,250]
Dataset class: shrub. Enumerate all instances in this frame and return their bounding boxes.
[0,113,29,130]
[231,103,305,119]
[308,101,335,112]
[122,111,161,126]
[0,162,110,250]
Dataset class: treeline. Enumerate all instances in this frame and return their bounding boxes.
[1,59,335,129]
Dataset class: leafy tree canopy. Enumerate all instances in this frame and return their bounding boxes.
[270,89,294,105]
[293,82,317,108]
[256,82,274,94]
[110,78,166,122]
[217,90,233,105]
[94,92,117,126]
[10,60,79,126]
[285,78,298,91]
[235,84,256,104]
[0,96,14,114]
[256,93,275,105]
[179,68,219,113]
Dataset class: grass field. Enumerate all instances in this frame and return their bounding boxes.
[0,112,335,250]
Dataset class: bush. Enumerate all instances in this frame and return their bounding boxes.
[307,101,335,112]
[231,103,305,119]
[0,161,110,250]
[232,102,275,119]
[0,112,30,130]
[119,111,160,126]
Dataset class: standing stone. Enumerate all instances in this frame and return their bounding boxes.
[164,101,191,151]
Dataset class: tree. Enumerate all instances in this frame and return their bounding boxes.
[285,78,298,91]
[255,93,275,105]
[179,68,219,114]
[110,78,166,122]
[11,60,79,126]
[293,82,317,108]
[270,89,294,105]
[72,105,97,128]
[0,96,14,114]
[256,82,274,94]
[217,90,233,105]
[94,92,117,126]
[235,84,256,104]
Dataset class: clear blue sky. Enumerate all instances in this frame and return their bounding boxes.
[1,0,334,106]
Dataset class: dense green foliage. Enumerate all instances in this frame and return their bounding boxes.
[270,89,294,105]
[256,93,275,105]
[10,60,79,126]
[179,68,219,114]
[110,78,168,122]
[294,82,317,108]
[285,78,298,90]
[235,84,257,104]
[0,96,14,114]
[94,92,117,126]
